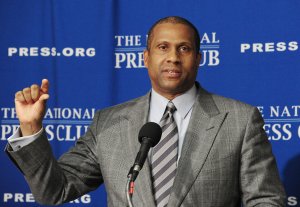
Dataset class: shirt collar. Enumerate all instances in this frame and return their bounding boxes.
[150,85,197,121]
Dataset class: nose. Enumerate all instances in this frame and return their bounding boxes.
[166,48,180,64]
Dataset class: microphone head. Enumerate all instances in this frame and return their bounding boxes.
[138,122,162,147]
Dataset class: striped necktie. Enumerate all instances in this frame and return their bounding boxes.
[152,101,178,207]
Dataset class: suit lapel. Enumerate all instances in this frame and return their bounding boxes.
[168,87,228,207]
[120,93,156,207]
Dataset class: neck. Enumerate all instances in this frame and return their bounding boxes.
[153,85,195,100]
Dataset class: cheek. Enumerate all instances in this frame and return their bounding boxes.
[147,67,158,81]
[185,59,199,71]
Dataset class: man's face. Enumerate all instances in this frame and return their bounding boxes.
[144,23,201,99]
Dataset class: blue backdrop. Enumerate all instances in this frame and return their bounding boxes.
[0,0,299,206]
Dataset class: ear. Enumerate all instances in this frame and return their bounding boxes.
[143,49,149,68]
[196,52,201,67]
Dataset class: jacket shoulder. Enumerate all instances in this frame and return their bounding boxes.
[209,92,257,114]
[91,94,149,125]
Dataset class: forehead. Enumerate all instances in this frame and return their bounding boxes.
[150,23,195,44]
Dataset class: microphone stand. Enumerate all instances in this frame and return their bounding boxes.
[126,167,134,207]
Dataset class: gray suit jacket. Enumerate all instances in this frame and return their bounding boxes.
[6,85,286,206]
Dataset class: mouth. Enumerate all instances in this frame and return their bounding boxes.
[162,68,182,78]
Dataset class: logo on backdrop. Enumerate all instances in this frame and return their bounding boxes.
[2,105,300,142]
[0,107,95,142]
[240,41,298,53]
[7,47,96,57]
[114,32,220,69]
[257,105,300,141]
[3,193,91,204]
[287,196,298,206]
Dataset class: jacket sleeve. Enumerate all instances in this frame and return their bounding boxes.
[5,111,103,205]
[240,107,286,206]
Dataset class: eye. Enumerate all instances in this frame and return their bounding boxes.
[179,45,190,52]
[158,44,168,51]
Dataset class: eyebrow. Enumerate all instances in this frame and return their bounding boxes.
[155,40,193,46]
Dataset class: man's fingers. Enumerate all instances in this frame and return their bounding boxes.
[15,79,49,104]
[40,79,49,94]
[39,94,50,102]
[22,87,33,103]
[15,91,26,102]
[31,84,40,101]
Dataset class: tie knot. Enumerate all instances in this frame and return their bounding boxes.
[166,101,176,114]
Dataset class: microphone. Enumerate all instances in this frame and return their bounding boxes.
[130,122,162,182]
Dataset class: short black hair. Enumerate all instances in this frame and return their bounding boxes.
[146,16,201,52]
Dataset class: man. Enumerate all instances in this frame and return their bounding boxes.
[6,16,286,206]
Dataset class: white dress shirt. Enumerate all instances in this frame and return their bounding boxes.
[148,85,197,161]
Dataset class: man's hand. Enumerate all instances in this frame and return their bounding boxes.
[15,79,50,136]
